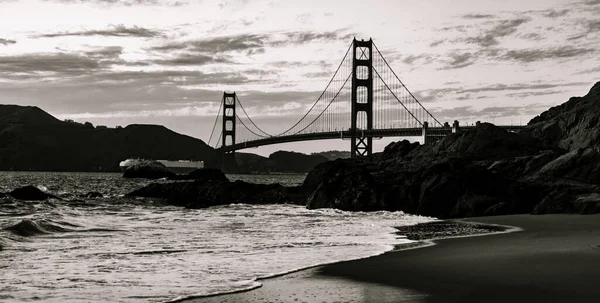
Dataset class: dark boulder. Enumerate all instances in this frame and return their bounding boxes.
[170,168,228,181]
[123,160,175,179]
[306,160,381,211]
[127,179,305,209]
[8,186,57,201]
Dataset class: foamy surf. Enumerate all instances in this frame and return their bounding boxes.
[0,172,436,302]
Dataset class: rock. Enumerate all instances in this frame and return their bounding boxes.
[536,148,600,184]
[428,122,546,161]
[123,160,175,179]
[8,186,57,201]
[524,81,600,151]
[170,168,228,181]
[127,179,305,208]
[306,160,381,211]
[532,184,600,215]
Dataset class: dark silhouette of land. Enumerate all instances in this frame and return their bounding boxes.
[0,105,215,172]
[0,104,345,173]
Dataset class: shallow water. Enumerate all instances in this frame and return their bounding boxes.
[0,172,434,302]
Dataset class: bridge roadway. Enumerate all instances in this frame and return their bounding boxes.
[219,125,527,152]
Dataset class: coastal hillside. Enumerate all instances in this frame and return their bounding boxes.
[0,105,216,172]
[236,150,329,174]
[311,150,351,161]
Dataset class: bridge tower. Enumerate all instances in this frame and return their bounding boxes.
[351,38,374,158]
[221,92,237,172]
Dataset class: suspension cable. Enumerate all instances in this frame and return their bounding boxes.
[372,65,423,126]
[373,42,443,127]
[274,41,353,136]
[292,70,353,135]
[207,99,223,147]
[235,95,272,137]
[234,112,269,138]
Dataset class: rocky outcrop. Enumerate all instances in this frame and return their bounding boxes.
[302,82,600,217]
[169,168,229,181]
[122,160,175,179]
[124,82,600,218]
[524,82,600,152]
[8,185,58,201]
[127,172,305,208]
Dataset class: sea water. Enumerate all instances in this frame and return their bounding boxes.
[0,172,435,302]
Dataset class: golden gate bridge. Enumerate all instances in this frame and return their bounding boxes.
[207,38,524,159]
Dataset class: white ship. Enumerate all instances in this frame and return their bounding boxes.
[119,159,204,174]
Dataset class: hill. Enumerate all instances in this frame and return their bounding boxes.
[235,151,328,174]
[311,150,351,161]
[0,105,216,172]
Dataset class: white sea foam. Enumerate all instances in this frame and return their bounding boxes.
[0,172,436,303]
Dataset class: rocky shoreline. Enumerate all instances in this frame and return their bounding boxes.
[124,81,600,218]
[7,82,599,219]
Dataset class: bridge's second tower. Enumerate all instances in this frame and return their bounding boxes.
[222,92,236,152]
[351,38,374,158]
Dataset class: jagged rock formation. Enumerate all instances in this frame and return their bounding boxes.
[303,82,600,217]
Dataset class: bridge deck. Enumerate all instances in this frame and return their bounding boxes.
[219,125,526,152]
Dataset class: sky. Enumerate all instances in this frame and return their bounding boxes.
[1,0,599,156]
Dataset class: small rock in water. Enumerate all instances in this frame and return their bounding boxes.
[123,160,175,179]
[8,186,56,201]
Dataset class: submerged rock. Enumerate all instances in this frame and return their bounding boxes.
[123,160,175,179]
[8,186,57,201]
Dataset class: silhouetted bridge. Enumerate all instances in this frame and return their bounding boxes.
[207,38,526,157]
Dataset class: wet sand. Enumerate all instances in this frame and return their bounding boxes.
[186,214,600,303]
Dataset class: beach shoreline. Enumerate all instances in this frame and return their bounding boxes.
[186,214,600,303]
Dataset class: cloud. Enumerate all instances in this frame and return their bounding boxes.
[457,82,589,94]
[429,40,445,47]
[443,51,477,69]
[464,18,530,48]
[150,33,266,53]
[501,46,596,63]
[151,53,233,66]
[150,30,354,54]
[567,19,600,40]
[401,53,436,65]
[37,25,162,38]
[48,0,183,6]
[83,46,123,59]
[543,9,570,18]
[580,66,600,74]
[0,53,102,75]
[461,13,495,19]
[0,38,16,45]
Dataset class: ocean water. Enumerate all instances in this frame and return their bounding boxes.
[0,172,435,302]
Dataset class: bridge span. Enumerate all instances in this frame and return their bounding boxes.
[219,124,527,153]
[207,38,527,158]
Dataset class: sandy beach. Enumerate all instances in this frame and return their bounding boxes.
[187,214,600,303]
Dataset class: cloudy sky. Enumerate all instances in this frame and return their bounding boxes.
[1,0,599,155]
